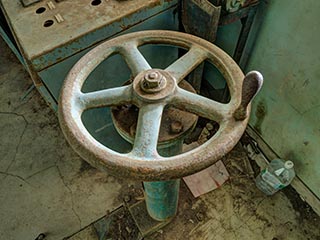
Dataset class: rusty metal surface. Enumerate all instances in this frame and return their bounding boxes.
[180,0,221,93]
[20,0,40,7]
[181,0,221,43]
[230,2,259,65]
[0,0,177,70]
[233,71,263,120]
[219,1,259,26]
[111,80,198,147]
[58,30,262,181]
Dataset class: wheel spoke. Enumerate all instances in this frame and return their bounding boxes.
[171,88,230,123]
[130,103,164,159]
[165,47,207,83]
[80,85,132,110]
[120,42,151,76]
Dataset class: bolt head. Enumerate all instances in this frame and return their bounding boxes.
[147,72,159,80]
[143,71,162,89]
[140,70,167,93]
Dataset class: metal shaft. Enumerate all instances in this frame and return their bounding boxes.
[143,140,183,221]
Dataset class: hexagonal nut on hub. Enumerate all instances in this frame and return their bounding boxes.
[140,71,167,93]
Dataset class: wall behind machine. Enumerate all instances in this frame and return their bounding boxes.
[246,0,320,200]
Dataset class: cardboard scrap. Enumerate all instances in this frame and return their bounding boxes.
[183,160,230,198]
[182,122,230,198]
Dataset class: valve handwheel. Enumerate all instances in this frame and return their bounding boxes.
[58,30,263,181]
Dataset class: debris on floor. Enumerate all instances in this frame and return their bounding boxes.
[93,206,140,240]
[68,143,320,240]
[146,144,320,240]
[1,37,320,240]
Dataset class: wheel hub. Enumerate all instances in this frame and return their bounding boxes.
[111,80,198,148]
[133,69,176,102]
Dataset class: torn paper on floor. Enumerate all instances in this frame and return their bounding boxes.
[183,160,230,198]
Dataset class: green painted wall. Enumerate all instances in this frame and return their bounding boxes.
[247,0,320,197]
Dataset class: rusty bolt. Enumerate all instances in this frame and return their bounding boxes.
[140,71,166,93]
[143,71,162,89]
[148,72,158,80]
[170,121,183,134]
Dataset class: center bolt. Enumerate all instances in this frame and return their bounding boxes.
[141,71,166,93]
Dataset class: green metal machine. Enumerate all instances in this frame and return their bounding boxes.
[1,0,319,233]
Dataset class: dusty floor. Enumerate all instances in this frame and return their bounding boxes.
[0,38,135,240]
[0,37,319,240]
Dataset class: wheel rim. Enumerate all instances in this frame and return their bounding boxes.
[58,30,248,181]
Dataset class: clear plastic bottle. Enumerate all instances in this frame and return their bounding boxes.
[255,159,295,195]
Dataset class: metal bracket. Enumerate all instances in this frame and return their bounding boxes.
[180,0,221,92]
[181,0,221,42]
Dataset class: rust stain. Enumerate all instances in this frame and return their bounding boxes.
[120,19,144,31]
[254,100,267,134]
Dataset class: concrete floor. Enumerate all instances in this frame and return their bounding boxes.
[0,37,319,240]
[0,38,135,240]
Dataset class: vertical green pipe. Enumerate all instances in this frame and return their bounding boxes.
[143,140,183,221]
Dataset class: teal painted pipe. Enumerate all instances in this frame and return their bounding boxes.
[143,179,180,221]
[143,140,183,221]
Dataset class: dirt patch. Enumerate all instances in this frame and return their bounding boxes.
[283,186,320,224]
[102,207,140,240]
[114,181,144,207]
[254,100,267,134]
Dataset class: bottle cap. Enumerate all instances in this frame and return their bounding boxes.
[284,161,294,169]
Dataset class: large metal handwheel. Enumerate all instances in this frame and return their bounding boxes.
[58,30,262,181]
